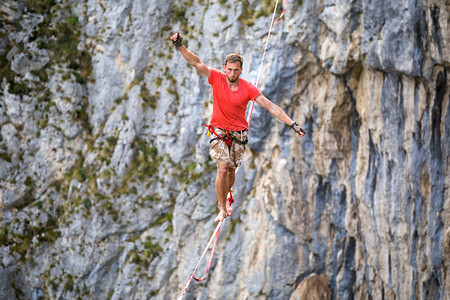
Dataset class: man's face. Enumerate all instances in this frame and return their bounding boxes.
[224,62,242,83]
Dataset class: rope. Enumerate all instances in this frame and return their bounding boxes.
[177,221,222,300]
[227,189,235,206]
[178,1,288,298]
[193,224,221,282]
[247,0,288,126]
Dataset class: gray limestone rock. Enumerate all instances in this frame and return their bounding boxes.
[0,0,448,299]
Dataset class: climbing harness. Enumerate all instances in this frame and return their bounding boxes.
[204,124,233,147]
[178,1,289,298]
[204,124,249,147]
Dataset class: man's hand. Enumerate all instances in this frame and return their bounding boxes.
[169,32,183,48]
[290,122,306,137]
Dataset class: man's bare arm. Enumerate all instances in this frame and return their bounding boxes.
[170,32,210,78]
[177,46,211,78]
[255,94,306,137]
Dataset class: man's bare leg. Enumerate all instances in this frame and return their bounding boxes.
[214,163,236,222]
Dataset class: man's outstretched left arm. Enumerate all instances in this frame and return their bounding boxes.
[255,94,306,137]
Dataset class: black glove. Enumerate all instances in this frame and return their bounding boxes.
[290,122,306,136]
[170,32,183,48]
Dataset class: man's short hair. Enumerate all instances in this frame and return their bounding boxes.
[224,53,243,68]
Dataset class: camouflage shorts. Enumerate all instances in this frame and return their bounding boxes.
[209,127,248,169]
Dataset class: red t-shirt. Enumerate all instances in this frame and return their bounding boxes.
[208,68,261,131]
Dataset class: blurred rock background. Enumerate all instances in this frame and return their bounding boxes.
[0,0,448,299]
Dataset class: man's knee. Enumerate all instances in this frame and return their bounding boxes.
[217,163,233,177]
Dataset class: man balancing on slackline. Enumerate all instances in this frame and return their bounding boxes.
[169,32,306,222]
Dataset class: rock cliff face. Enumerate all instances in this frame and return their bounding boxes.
[0,0,448,299]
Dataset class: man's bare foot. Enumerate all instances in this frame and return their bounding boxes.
[214,210,227,222]
[226,202,233,217]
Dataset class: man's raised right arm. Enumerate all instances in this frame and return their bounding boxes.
[170,32,211,78]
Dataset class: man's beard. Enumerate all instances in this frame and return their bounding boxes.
[227,75,239,83]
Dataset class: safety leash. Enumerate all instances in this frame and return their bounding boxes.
[178,1,288,298]
[177,221,222,300]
